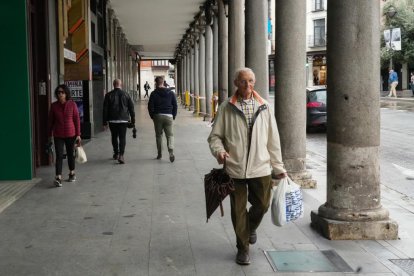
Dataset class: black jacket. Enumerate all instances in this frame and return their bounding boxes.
[103,88,135,125]
[148,88,178,119]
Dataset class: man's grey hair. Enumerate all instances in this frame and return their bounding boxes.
[234,67,256,82]
[113,79,122,88]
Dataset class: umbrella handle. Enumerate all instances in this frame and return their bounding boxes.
[220,201,224,217]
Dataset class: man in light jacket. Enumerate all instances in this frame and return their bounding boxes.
[208,68,287,265]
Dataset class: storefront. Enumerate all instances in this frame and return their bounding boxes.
[312,54,327,85]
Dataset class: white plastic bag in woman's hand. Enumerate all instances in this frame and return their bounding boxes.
[75,146,87,164]
[271,177,304,226]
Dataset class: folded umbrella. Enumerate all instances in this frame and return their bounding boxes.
[204,167,235,222]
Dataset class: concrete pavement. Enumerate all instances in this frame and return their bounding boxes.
[0,99,413,275]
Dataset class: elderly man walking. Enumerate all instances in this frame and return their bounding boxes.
[103,79,135,164]
[208,68,287,265]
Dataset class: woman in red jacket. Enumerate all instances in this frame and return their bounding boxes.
[48,84,81,187]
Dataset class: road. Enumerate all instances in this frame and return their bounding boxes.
[306,99,414,198]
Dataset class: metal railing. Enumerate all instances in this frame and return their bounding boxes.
[308,35,326,48]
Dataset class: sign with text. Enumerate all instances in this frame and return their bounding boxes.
[65,80,84,122]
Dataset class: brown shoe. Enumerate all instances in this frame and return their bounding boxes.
[236,250,250,265]
[113,153,119,160]
[118,155,125,164]
[249,230,257,244]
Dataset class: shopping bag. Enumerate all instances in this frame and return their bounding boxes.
[271,177,304,226]
[75,145,87,164]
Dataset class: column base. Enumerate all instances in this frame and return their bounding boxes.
[311,210,398,240]
[289,170,317,189]
[203,114,211,121]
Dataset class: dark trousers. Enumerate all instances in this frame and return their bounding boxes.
[230,175,272,251]
[109,123,128,155]
[54,136,76,176]
[144,89,149,97]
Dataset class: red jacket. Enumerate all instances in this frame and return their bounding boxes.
[48,100,81,138]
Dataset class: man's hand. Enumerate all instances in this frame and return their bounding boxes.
[217,151,230,165]
[275,172,288,179]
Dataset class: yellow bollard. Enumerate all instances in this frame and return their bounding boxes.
[185,91,190,107]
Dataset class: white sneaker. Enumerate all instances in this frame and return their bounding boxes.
[54,178,62,187]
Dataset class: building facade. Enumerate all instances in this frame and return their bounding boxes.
[306,0,327,87]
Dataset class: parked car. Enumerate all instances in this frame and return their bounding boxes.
[306,86,327,130]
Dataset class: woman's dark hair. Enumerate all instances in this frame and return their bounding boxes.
[54,84,71,100]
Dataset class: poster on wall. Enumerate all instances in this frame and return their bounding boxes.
[65,80,84,123]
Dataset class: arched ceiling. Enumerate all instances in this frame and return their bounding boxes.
[109,0,206,59]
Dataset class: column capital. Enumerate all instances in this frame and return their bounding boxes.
[203,1,215,26]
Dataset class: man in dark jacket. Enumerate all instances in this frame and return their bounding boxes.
[144,81,151,98]
[148,76,177,162]
[103,79,135,164]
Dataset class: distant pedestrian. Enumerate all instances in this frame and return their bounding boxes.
[208,68,287,265]
[410,72,414,96]
[313,70,319,85]
[148,76,177,162]
[144,81,151,98]
[48,84,81,187]
[163,80,169,87]
[103,79,135,164]
[388,68,398,97]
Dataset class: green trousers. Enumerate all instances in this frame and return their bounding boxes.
[230,175,272,251]
[153,114,174,154]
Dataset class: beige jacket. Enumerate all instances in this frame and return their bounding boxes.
[208,91,286,179]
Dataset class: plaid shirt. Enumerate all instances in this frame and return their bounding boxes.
[238,96,256,131]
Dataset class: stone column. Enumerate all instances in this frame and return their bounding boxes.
[205,24,213,118]
[175,55,183,102]
[246,0,269,99]
[213,13,219,97]
[274,0,315,188]
[194,39,200,112]
[218,0,229,102]
[228,0,245,95]
[186,48,191,101]
[310,0,398,240]
[121,34,126,84]
[199,28,206,114]
[190,44,195,111]
[182,54,186,99]
[116,26,122,79]
[132,57,137,96]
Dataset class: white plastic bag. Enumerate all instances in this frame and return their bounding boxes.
[75,146,87,164]
[271,177,304,226]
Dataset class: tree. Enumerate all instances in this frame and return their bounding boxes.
[381,0,414,67]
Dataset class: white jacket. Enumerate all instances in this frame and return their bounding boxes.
[208,91,286,179]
